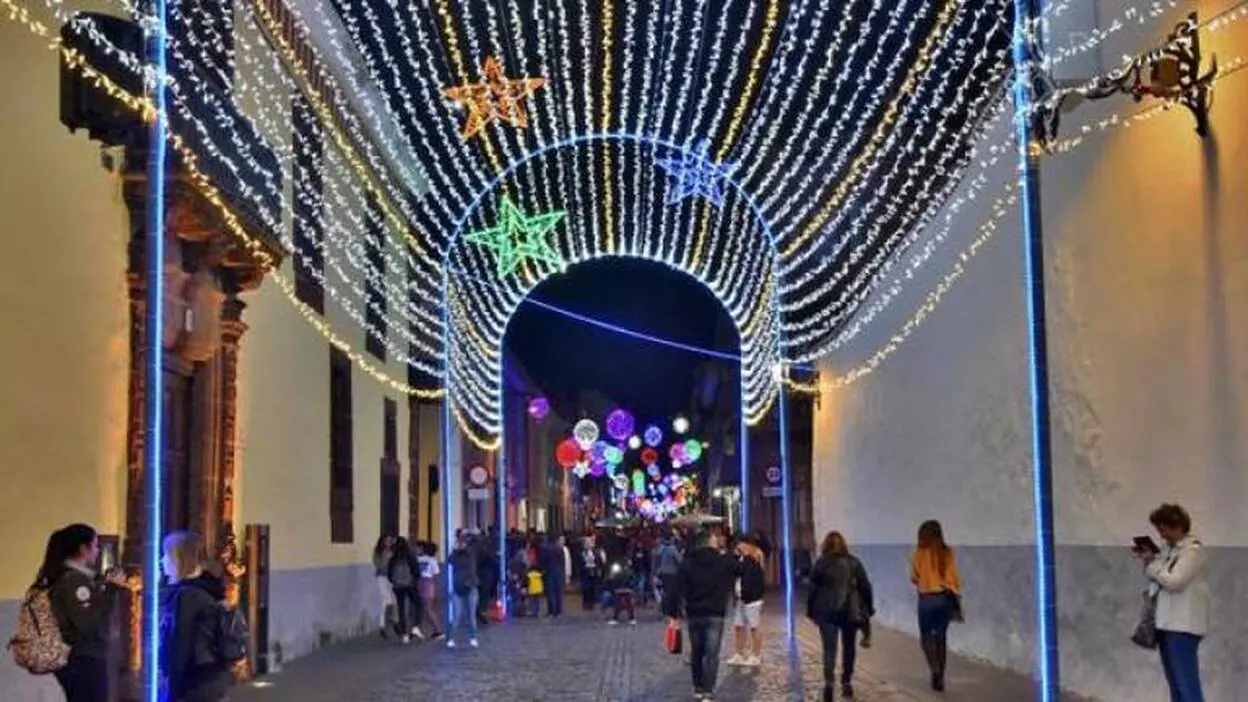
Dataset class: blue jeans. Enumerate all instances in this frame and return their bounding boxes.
[687,617,726,693]
[819,620,858,686]
[450,588,479,641]
[917,592,953,641]
[1158,631,1204,702]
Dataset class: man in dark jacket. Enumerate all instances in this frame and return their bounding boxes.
[540,535,568,617]
[446,532,480,648]
[670,530,741,701]
[160,572,235,702]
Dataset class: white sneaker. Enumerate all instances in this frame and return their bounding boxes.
[726,653,745,666]
[469,638,479,648]
[401,635,411,644]
[410,627,424,640]
[746,655,762,667]
[608,619,619,626]
[446,639,457,648]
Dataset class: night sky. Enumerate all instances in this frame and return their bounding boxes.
[505,258,738,421]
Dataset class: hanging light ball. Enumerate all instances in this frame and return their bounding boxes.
[669,442,688,463]
[589,440,610,465]
[527,396,550,420]
[613,474,630,491]
[640,447,659,467]
[605,409,636,441]
[627,435,642,450]
[647,463,661,479]
[573,419,600,450]
[673,415,690,435]
[643,425,663,447]
[556,438,582,469]
[683,439,703,462]
[604,445,624,465]
[590,462,607,477]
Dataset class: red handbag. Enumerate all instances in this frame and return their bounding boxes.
[489,598,506,623]
[664,620,683,655]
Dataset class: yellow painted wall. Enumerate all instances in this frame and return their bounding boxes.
[232,4,415,570]
[0,4,131,600]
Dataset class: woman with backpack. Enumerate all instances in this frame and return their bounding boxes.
[388,538,424,643]
[807,531,874,701]
[159,531,237,702]
[17,524,126,702]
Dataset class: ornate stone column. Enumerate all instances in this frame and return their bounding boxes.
[217,289,247,545]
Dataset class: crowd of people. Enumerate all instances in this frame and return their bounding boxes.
[12,502,1211,702]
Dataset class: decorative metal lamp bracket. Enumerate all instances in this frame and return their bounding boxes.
[1029,12,1218,152]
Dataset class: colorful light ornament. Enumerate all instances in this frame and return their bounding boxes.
[613,474,630,491]
[443,56,546,140]
[590,462,607,478]
[643,426,663,447]
[527,396,550,420]
[640,447,658,467]
[627,435,642,450]
[573,419,600,450]
[673,416,690,435]
[604,446,624,465]
[647,464,661,479]
[464,197,565,277]
[573,462,590,479]
[683,439,703,462]
[631,470,646,496]
[669,442,688,463]
[605,409,636,441]
[656,139,739,208]
[589,440,610,465]
[555,438,582,469]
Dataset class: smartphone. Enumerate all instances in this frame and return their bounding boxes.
[1132,535,1160,554]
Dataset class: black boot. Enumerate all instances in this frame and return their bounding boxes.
[822,684,834,702]
[932,638,947,692]
[841,682,854,698]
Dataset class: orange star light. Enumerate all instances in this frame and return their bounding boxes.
[444,57,546,141]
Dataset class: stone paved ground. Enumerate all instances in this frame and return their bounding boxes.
[229,598,1081,702]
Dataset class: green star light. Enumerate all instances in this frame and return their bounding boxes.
[464,197,566,277]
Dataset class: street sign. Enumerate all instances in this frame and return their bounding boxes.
[762,486,783,499]
[468,465,489,487]
[467,488,490,501]
[765,465,781,484]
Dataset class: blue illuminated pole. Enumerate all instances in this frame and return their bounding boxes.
[1011,1,1060,699]
[777,383,795,644]
[440,272,455,632]
[738,389,749,533]
[496,415,507,619]
[143,1,169,699]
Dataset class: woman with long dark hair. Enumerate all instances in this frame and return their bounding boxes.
[372,534,396,637]
[33,523,126,702]
[911,520,961,691]
[807,531,873,701]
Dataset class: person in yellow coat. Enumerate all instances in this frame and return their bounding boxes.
[526,567,545,617]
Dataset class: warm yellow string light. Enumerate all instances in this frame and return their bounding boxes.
[433,0,506,178]
[600,0,617,255]
[452,399,503,451]
[691,0,781,276]
[0,3,449,398]
[782,0,962,259]
[249,0,432,261]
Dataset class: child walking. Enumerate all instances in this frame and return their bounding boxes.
[526,566,544,617]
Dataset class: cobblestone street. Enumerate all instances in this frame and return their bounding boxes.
[227,598,1056,702]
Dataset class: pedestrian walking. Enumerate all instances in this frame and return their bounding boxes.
[446,532,480,649]
[911,520,960,692]
[670,530,741,701]
[808,531,874,700]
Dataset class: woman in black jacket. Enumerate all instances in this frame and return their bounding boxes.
[32,524,126,702]
[159,531,235,702]
[807,531,874,701]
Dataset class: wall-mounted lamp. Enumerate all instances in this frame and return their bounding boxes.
[1029,12,1218,152]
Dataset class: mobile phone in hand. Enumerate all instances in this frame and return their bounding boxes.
[1132,535,1160,554]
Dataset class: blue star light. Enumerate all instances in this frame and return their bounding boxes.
[656,139,739,208]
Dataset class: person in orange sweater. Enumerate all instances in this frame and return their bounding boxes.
[910,520,961,692]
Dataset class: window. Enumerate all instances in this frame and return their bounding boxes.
[329,347,354,543]
[293,95,324,313]
[364,194,387,361]
[380,398,400,538]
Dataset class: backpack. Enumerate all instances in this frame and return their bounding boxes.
[191,601,249,667]
[7,589,71,674]
[390,558,416,588]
